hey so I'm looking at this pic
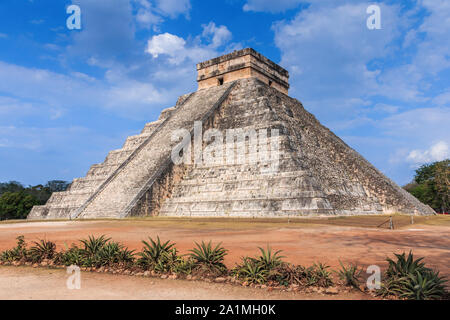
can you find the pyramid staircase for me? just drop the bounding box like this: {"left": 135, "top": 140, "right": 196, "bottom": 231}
{"left": 28, "top": 83, "right": 235, "bottom": 219}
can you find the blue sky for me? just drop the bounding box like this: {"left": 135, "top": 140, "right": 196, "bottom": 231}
{"left": 0, "top": 0, "right": 449, "bottom": 186}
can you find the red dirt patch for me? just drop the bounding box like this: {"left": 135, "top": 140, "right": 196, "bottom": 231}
{"left": 1, "top": 218, "right": 449, "bottom": 281}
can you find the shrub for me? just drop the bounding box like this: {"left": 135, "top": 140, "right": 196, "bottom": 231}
{"left": 78, "top": 235, "right": 111, "bottom": 267}
{"left": 385, "top": 251, "right": 430, "bottom": 278}
{"left": 0, "top": 192, "right": 39, "bottom": 220}
{"left": 80, "top": 235, "right": 110, "bottom": 257}
{"left": 28, "top": 239, "right": 56, "bottom": 263}
{"left": 394, "top": 270, "right": 448, "bottom": 300}
{"left": 232, "top": 257, "right": 268, "bottom": 284}
{"left": 97, "top": 241, "right": 135, "bottom": 267}
{"left": 55, "top": 244, "right": 85, "bottom": 266}
{"left": 137, "top": 236, "right": 176, "bottom": 272}
{"left": 304, "top": 263, "right": 334, "bottom": 287}
{"left": 0, "top": 235, "right": 27, "bottom": 262}
{"left": 189, "top": 241, "right": 228, "bottom": 276}
{"left": 171, "top": 257, "right": 196, "bottom": 276}
{"left": 116, "top": 246, "right": 136, "bottom": 266}
{"left": 268, "top": 263, "right": 306, "bottom": 287}
{"left": 256, "top": 246, "right": 285, "bottom": 270}
{"left": 377, "top": 251, "right": 448, "bottom": 300}
{"left": 335, "top": 261, "right": 361, "bottom": 289}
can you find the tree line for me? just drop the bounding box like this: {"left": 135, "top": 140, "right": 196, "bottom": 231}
{"left": 0, "top": 181, "right": 69, "bottom": 220}
{"left": 403, "top": 159, "right": 449, "bottom": 213}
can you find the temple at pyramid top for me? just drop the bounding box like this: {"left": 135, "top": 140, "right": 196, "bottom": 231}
{"left": 196, "top": 48, "right": 290, "bottom": 94}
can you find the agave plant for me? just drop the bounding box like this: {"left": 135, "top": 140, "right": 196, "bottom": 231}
{"left": 335, "top": 260, "right": 361, "bottom": 289}
{"left": 97, "top": 241, "right": 128, "bottom": 266}
{"left": 256, "top": 246, "right": 285, "bottom": 270}
{"left": 0, "top": 235, "right": 27, "bottom": 262}
{"left": 377, "top": 251, "right": 448, "bottom": 300}
{"left": 395, "top": 270, "right": 448, "bottom": 300}
{"left": 172, "top": 257, "right": 196, "bottom": 275}
{"left": 137, "top": 236, "right": 176, "bottom": 271}
{"left": 58, "top": 245, "right": 85, "bottom": 266}
{"left": 305, "top": 263, "right": 334, "bottom": 287}
{"left": 28, "top": 239, "right": 56, "bottom": 263}
{"left": 79, "top": 235, "right": 111, "bottom": 258}
{"left": 189, "top": 241, "right": 228, "bottom": 275}
{"left": 233, "top": 257, "right": 268, "bottom": 284}
{"left": 385, "top": 251, "right": 431, "bottom": 278}
{"left": 116, "top": 246, "right": 136, "bottom": 266}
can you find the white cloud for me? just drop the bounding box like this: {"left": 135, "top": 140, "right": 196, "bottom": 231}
{"left": 145, "top": 23, "right": 234, "bottom": 65}
{"left": 202, "top": 22, "right": 232, "bottom": 48}
{"left": 134, "top": 0, "right": 191, "bottom": 30}
{"left": 0, "top": 96, "right": 36, "bottom": 117}
{"left": 274, "top": 2, "right": 402, "bottom": 105}
{"left": 380, "top": 107, "right": 450, "bottom": 141}
{"left": 0, "top": 60, "right": 180, "bottom": 119}
{"left": 433, "top": 91, "right": 450, "bottom": 106}
{"left": 0, "top": 33, "right": 7, "bottom": 39}
{"left": 379, "top": 107, "right": 450, "bottom": 169}
{"left": 155, "top": 0, "right": 191, "bottom": 18}
{"left": 413, "top": 0, "right": 450, "bottom": 75}
{"left": 372, "top": 103, "right": 400, "bottom": 114}
{"left": 243, "top": 0, "right": 303, "bottom": 13}
{"left": 407, "top": 141, "right": 450, "bottom": 165}
{"left": 136, "top": 8, "right": 163, "bottom": 29}
{"left": 146, "top": 33, "right": 187, "bottom": 59}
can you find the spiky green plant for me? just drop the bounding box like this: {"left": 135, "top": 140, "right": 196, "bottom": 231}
{"left": 137, "top": 236, "right": 176, "bottom": 271}
{"left": 172, "top": 257, "right": 196, "bottom": 275}
{"left": 57, "top": 245, "right": 85, "bottom": 266}
{"left": 0, "top": 235, "right": 27, "bottom": 262}
{"left": 394, "top": 270, "right": 447, "bottom": 300}
{"left": 385, "top": 251, "right": 430, "bottom": 278}
{"left": 189, "top": 241, "right": 228, "bottom": 275}
{"left": 256, "top": 246, "right": 285, "bottom": 270}
{"left": 335, "top": 260, "right": 361, "bottom": 289}
{"left": 79, "top": 235, "right": 110, "bottom": 257}
{"left": 233, "top": 257, "right": 268, "bottom": 284}
{"left": 97, "top": 241, "right": 135, "bottom": 267}
{"left": 305, "top": 263, "right": 333, "bottom": 287}
{"left": 116, "top": 246, "right": 136, "bottom": 266}
{"left": 377, "top": 251, "right": 448, "bottom": 300}
{"left": 28, "top": 239, "right": 56, "bottom": 263}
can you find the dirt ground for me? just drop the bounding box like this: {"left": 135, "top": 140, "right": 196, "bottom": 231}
{"left": 0, "top": 266, "right": 368, "bottom": 300}
{"left": 0, "top": 215, "right": 449, "bottom": 299}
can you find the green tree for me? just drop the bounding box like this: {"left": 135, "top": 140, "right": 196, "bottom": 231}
{"left": 0, "top": 181, "right": 24, "bottom": 195}
{"left": 0, "top": 191, "right": 40, "bottom": 220}
{"left": 404, "top": 159, "right": 450, "bottom": 213}
{"left": 0, "top": 180, "right": 69, "bottom": 220}
{"left": 45, "top": 180, "right": 70, "bottom": 192}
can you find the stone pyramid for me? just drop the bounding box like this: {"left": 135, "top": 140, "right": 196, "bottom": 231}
{"left": 28, "top": 48, "right": 434, "bottom": 220}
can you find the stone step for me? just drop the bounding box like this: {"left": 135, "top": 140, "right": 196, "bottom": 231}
{"left": 70, "top": 177, "right": 109, "bottom": 190}
{"left": 178, "top": 170, "right": 309, "bottom": 185}
{"left": 86, "top": 164, "right": 120, "bottom": 178}
{"left": 160, "top": 198, "right": 334, "bottom": 217}
{"left": 141, "top": 120, "right": 164, "bottom": 134}
{"left": 164, "top": 190, "right": 330, "bottom": 202}
{"left": 76, "top": 82, "right": 237, "bottom": 219}
{"left": 103, "top": 149, "right": 134, "bottom": 166}
{"left": 122, "top": 133, "right": 151, "bottom": 150}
